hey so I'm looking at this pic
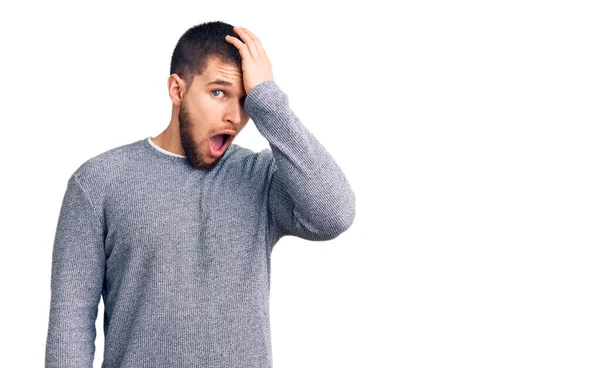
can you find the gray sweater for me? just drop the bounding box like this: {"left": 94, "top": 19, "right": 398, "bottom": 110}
{"left": 44, "top": 80, "right": 356, "bottom": 368}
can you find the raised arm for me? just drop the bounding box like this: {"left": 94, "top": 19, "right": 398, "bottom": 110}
{"left": 45, "top": 174, "right": 106, "bottom": 368}
{"left": 245, "top": 80, "right": 356, "bottom": 242}
{"left": 226, "top": 26, "right": 355, "bottom": 244}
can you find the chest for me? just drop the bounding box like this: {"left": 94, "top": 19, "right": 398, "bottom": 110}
{"left": 103, "top": 176, "right": 269, "bottom": 266}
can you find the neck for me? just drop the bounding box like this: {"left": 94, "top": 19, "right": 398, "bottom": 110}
{"left": 152, "top": 122, "right": 185, "bottom": 156}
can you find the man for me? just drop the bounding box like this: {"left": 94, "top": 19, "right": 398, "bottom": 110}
{"left": 45, "top": 20, "right": 355, "bottom": 368}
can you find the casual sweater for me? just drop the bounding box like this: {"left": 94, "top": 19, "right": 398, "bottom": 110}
{"left": 44, "top": 80, "right": 356, "bottom": 368}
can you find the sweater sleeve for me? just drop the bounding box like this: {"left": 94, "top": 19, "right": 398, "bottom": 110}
{"left": 244, "top": 80, "right": 356, "bottom": 243}
{"left": 45, "top": 174, "right": 106, "bottom": 368}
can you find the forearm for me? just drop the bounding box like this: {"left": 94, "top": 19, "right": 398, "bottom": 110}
{"left": 245, "top": 80, "right": 356, "bottom": 240}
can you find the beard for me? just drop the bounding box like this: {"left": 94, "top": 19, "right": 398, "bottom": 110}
{"left": 178, "top": 99, "right": 224, "bottom": 170}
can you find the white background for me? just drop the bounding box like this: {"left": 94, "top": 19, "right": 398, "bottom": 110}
{"left": 1, "top": 0, "right": 598, "bottom": 367}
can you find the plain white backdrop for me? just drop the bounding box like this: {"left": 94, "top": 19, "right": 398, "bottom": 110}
{"left": 1, "top": 0, "right": 598, "bottom": 367}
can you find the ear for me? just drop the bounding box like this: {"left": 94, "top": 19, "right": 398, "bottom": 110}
{"left": 168, "top": 74, "right": 186, "bottom": 107}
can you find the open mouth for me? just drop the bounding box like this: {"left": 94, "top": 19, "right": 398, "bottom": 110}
{"left": 209, "top": 133, "right": 234, "bottom": 157}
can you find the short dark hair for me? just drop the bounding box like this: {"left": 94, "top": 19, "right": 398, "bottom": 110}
{"left": 169, "top": 20, "right": 242, "bottom": 90}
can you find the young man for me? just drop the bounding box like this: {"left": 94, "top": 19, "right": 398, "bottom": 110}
{"left": 45, "top": 21, "right": 355, "bottom": 368}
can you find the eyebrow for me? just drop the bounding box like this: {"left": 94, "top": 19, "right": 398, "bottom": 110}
{"left": 206, "top": 79, "right": 234, "bottom": 87}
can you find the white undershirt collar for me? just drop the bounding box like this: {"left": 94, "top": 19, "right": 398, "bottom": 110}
{"left": 147, "top": 136, "right": 186, "bottom": 158}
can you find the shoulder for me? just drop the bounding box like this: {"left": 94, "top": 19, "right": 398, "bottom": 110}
{"left": 223, "top": 144, "right": 276, "bottom": 183}
{"left": 70, "top": 138, "right": 145, "bottom": 192}
{"left": 227, "top": 144, "right": 275, "bottom": 170}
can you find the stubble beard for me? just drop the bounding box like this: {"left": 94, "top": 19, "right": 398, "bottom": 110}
{"left": 178, "top": 99, "right": 223, "bottom": 170}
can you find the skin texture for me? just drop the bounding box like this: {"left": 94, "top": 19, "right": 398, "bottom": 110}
{"left": 152, "top": 26, "right": 274, "bottom": 170}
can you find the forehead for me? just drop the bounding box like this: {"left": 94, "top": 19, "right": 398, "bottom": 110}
{"left": 193, "top": 57, "right": 243, "bottom": 89}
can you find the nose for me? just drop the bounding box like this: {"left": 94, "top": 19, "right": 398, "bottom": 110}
{"left": 225, "top": 99, "right": 247, "bottom": 126}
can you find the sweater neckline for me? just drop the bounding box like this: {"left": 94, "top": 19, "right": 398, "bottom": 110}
{"left": 146, "top": 136, "right": 187, "bottom": 158}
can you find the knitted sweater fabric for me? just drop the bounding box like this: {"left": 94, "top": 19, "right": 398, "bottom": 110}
{"left": 44, "top": 80, "right": 356, "bottom": 368}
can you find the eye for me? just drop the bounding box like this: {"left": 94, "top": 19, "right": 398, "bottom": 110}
{"left": 211, "top": 90, "right": 225, "bottom": 98}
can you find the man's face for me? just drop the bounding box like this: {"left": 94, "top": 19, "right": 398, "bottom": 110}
{"left": 178, "top": 57, "right": 250, "bottom": 170}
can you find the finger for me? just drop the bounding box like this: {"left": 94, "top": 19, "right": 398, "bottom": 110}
{"left": 225, "top": 35, "right": 251, "bottom": 60}
{"left": 238, "top": 27, "right": 265, "bottom": 55}
{"left": 233, "top": 26, "right": 259, "bottom": 58}
{"left": 239, "top": 27, "right": 262, "bottom": 47}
